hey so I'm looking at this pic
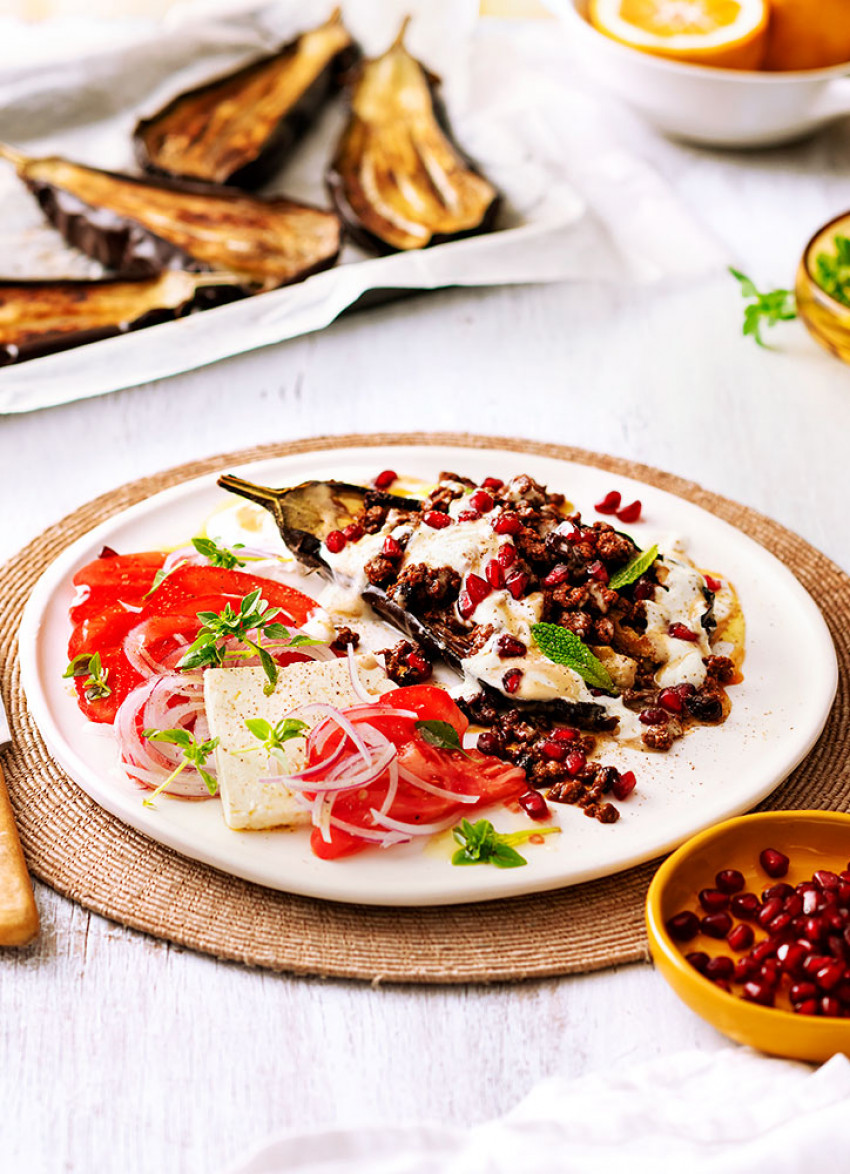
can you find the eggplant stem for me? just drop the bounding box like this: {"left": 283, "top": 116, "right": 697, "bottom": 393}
{"left": 0, "top": 143, "right": 27, "bottom": 168}
{"left": 217, "top": 474, "right": 285, "bottom": 508}
{"left": 393, "top": 15, "right": 412, "bottom": 48}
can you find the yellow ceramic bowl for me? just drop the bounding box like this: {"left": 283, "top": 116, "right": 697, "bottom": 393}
{"left": 646, "top": 810, "right": 850, "bottom": 1062}
{"left": 796, "top": 211, "right": 850, "bottom": 364}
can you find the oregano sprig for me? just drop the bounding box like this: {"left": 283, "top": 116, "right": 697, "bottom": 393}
{"left": 451, "top": 818, "right": 560, "bottom": 868}
{"left": 141, "top": 728, "right": 220, "bottom": 806}
{"left": 63, "top": 651, "right": 111, "bottom": 701}
{"left": 730, "top": 267, "right": 797, "bottom": 347}
{"left": 243, "top": 717, "right": 309, "bottom": 769}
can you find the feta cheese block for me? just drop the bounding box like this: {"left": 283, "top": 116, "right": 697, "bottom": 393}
{"left": 204, "top": 655, "right": 395, "bottom": 830}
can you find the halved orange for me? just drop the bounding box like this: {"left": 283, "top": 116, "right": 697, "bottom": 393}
{"left": 763, "top": 0, "right": 850, "bottom": 71}
{"left": 589, "top": 0, "right": 769, "bottom": 70}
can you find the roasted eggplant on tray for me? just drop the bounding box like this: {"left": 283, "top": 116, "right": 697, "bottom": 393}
{"left": 326, "top": 20, "right": 499, "bottom": 254}
{"left": 0, "top": 145, "right": 342, "bottom": 287}
{"left": 134, "top": 9, "right": 356, "bottom": 189}
{"left": 0, "top": 271, "right": 244, "bottom": 366}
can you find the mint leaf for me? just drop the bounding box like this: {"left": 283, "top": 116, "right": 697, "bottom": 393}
{"left": 608, "top": 544, "right": 659, "bottom": 591}
{"left": 450, "top": 818, "right": 560, "bottom": 868}
{"left": 730, "top": 267, "right": 796, "bottom": 348}
{"left": 415, "top": 719, "right": 470, "bottom": 758}
{"left": 531, "top": 623, "right": 617, "bottom": 693}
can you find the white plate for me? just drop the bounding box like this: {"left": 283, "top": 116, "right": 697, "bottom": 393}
{"left": 18, "top": 443, "right": 838, "bottom": 906}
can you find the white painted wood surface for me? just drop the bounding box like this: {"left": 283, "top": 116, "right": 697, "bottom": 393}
{"left": 2, "top": 39, "right": 850, "bottom": 1174}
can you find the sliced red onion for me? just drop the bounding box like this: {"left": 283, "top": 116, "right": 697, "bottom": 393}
{"left": 368, "top": 809, "right": 460, "bottom": 837}
{"left": 397, "top": 763, "right": 479, "bottom": 805}
{"left": 291, "top": 704, "right": 371, "bottom": 766}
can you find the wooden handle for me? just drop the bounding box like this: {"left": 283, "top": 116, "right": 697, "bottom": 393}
{"left": 0, "top": 759, "right": 39, "bottom": 946}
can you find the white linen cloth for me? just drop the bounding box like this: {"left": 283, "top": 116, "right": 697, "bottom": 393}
{"left": 0, "top": 1, "right": 725, "bottom": 413}
{"left": 223, "top": 1049, "right": 850, "bottom": 1174}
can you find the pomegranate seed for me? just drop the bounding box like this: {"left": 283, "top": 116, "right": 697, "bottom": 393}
{"left": 777, "top": 942, "right": 808, "bottom": 973}
{"left": 763, "top": 883, "right": 795, "bottom": 901}
{"left": 373, "top": 469, "right": 397, "bottom": 489}
{"left": 485, "top": 560, "right": 506, "bottom": 589}
{"left": 705, "top": 956, "right": 734, "bottom": 981}
{"left": 519, "top": 790, "right": 549, "bottom": 820}
{"left": 633, "top": 581, "right": 655, "bottom": 601}
{"left": 839, "top": 883, "right": 850, "bottom": 905}
{"left": 493, "top": 513, "right": 522, "bottom": 535}
{"left": 543, "top": 565, "right": 571, "bottom": 587}
{"left": 790, "top": 981, "right": 818, "bottom": 1004}
{"left": 477, "top": 732, "right": 501, "bottom": 756}
{"left": 553, "top": 728, "right": 578, "bottom": 743}
{"left": 497, "top": 544, "right": 517, "bottom": 569}
{"left": 760, "top": 959, "right": 780, "bottom": 988}
{"left": 565, "top": 750, "right": 586, "bottom": 776}
{"left": 457, "top": 592, "right": 474, "bottom": 619}
{"left": 382, "top": 535, "right": 403, "bottom": 559}
{"left": 667, "top": 912, "right": 700, "bottom": 942}
{"left": 734, "top": 958, "right": 757, "bottom": 982}
{"left": 667, "top": 623, "right": 699, "bottom": 642}
{"left": 816, "top": 960, "right": 845, "bottom": 991}
{"left": 611, "top": 770, "right": 636, "bottom": 801}
{"left": 639, "top": 708, "right": 669, "bottom": 726}
{"left": 482, "top": 477, "right": 504, "bottom": 490}
{"left": 506, "top": 571, "right": 529, "bottom": 599}
{"left": 702, "top": 912, "right": 733, "bottom": 939}
{"left": 757, "top": 897, "right": 785, "bottom": 928}
{"left": 469, "top": 489, "right": 494, "bottom": 514}
{"left": 715, "top": 979, "right": 732, "bottom": 993}
{"left": 705, "top": 574, "right": 722, "bottom": 592}
{"left": 803, "top": 954, "right": 832, "bottom": 977}
{"left": 587, "top": 561, "right": 609, "bottom": 583}
{"left": 699, "top": 889, "right": 730, "bottom": 914}
{"left": 796, "top": 999, "right": 819, "bottom": 1015}
{"left": 803, "top": 891, "right": 821, "bottom": 917}
{"left": 617, "top": 500, "right": 642, "bottom": 523}
{"left": 465, "top": 574, "right": 491, "bottom": 606}
{"left": 541, "top": 740, "right": 567, "bottom": 762}
{"left": 423, "top": 510, "right": 452, "bottom": 530}
{"left": 595, "top": 490, "right": 621, "bottom": 515}
{"left": 658, "top": 688, "right": 684, "bottom": 714}
{"left": 727, "top": 924, "right": 754, "bottom": 952}
{"left": 730, "top": 892, "right": 761, "bottom": 920}
{"left": 716, "top": 869, "right": 745, "bottom": 894}
{"left": 815, "top": 869, "right": 841, "bottom": 890}
{"left": 496, "top": 635, "right": 527, "bottom": 658}
{"left": 457, "top": 509, "right": 479, "bottom": 523}
{"left": 406, "top": 652, "right": 429, "bottom": 675}
{"left": 676, "top": 683, "right": 697, "bottom": 699}
{"left": 751, "top": 939, "right": 777, "bottom": 964}
{"left": 685, "top": 950, "right": 709, "bottom": 973}
{"left": 760, "top": 848, "right": 790, "bottom": 878}
{"left": 503, "top": 669, "right": 523, "bottom": 695}
{"left": 325, "top": 530, "right": 346, "bottom": 554}
{"left": 342, "top": 522, "right": 364, "bottom": 542}
{"left": 768, "top": 912, "right": 793, "bottom": 935}
{"left": 822, "top": 996, "right": 842, "bottom": 1017}
{"left": 742, "top": 982, "right": 774, "bottom": 1007}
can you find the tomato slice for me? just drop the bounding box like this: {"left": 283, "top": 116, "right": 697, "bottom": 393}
{"left": 140, "top": 565, "right": 316, "bottom": 626}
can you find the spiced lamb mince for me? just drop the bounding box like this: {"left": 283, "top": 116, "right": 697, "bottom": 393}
{"left": 309, "top": 471, "right": 743, "bottom": 823}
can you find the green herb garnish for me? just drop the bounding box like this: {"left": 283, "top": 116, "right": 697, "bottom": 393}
{"left": 415, "top": 719, "right": 471, "bottom": 758}
{"left": 244, "top": 717, "right": 309, "bottom": 769}
{"left": 813, "top": 234, "right": 850, "bottom": 309}
{"left": 730, "top": 268, "right": 797, "bottom": 347}
{"left": 141, "top": 728, "right": 220, "bottom": 806}
{"left": 143, "top": 560, "right": 187, "bottom": 599}
{"left": 608, "top": 544, "right": 659, "bottom": 591}
{"left": 63, "top": 651, "right": 111, "bottom": 701}
{"left": 531, "top": 623, "right": 617, "bottom": 694}
{"left": 451, "top": 818, "right": 560, "bottom": 868}
{"left": 177, "top": 589, "right": 294, "bottom": 694}
{"left": 191, "top": 536, "right": 247, "bottom": 569}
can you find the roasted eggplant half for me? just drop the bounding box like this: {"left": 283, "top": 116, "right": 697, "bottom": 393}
{"left": 326, "top": 20, "right": 499, "bottom": 254}
{"left": 134, "top": 9, "right": 356, "bottom": 189}
{"left": 0, "top": 271, "right": 244, "bottom": 366}
{"left": 0, "top": 145, "right": 341, "bottom": 288}
{"left": 216, "top": 474, "right": 611, "bottom": 730}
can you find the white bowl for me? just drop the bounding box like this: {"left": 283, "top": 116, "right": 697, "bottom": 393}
{"left": 546, "top": 0, "right": 850, "bottom": 148}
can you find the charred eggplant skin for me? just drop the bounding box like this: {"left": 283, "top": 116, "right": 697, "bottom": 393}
{"left": 133, "top": 13, "right": 359, "bottom": 190}
{"left": 8, "top": 155, "right": 342, "bottom": 287}
{"left": 0, "top": 273, "right": 244, "bottom": 366}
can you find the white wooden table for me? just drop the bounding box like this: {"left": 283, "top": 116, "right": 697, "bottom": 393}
{"left": 2, "top": 43, "right": 850, "bottom": 1174}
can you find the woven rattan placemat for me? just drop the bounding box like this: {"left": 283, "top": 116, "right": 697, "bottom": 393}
{"left": 2, "top": 433, "right": 848, "bottom": 983}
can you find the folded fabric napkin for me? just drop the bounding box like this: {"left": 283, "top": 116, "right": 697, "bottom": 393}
{"left": 223, "top": 1048, "right": 850, "bottom": 1174}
